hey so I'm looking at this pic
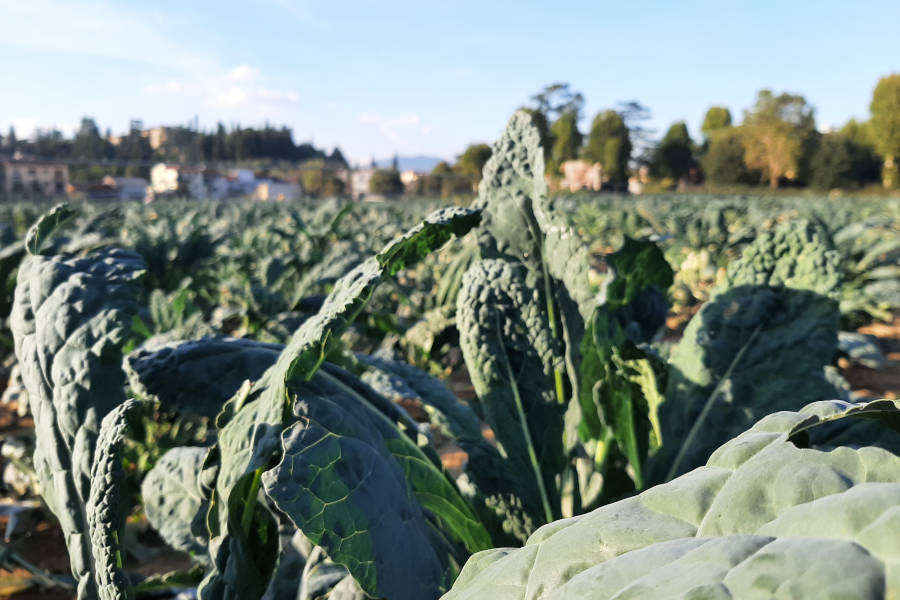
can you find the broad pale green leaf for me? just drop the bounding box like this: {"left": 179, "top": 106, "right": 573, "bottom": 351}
{"left": 10, "top": 243, "right": 144, "bottom": 599}
{"left": 88, "top": 399, "right": 147, "bottom": 600}
{"left": 141, "top": 446, "right": 211, "bottom": 558}
{"left": 125, "top": 337, "right": 282, "bottom": 419}
{"left": 263, "top": 368, "right": 490, "bottom": 600}
{"left": 442, "top": 399, "right": 900, "bottom": 600}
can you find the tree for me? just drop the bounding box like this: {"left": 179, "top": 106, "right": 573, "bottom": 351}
{"left": 840, "top": 119, "right": 881, "bottom": 183}
{"left": 212, "top": 123, "right": 228, "bottom": 162}
{"left": 616, "top": 100, "right": 654, "bottom": 159}
{"left": 701, "top": 106, "right": 732, "bottom": 140}
{"left": 455, "top": 143, "right": 492, "bottom": 179}
{"left": 650, "top": 121, "right": 695, "bottom": 180}
{"left": 369, "top": 168, "right": 404, "bottom": 195}
{"left": 4, "top": 127, "right": 17, "bottom": 155}
{"left": 811, "top": 132, "right": 881, "bottom": 189}
{"left": 583, "top": 110, "right": 631, "bottom": 183}
{"left": 72, "top": 117, "right": 110, "bottom": 161}
{"left": 870, "top": 73, "right": 900, "bottom": 188}
{"left": 328, "top": 147, "right": 348, "bottom": 168}
{"left": 741, "top": 90, "right": 816, "bottom": 188}
{"left": 548, "top": 110, "right": 582, "bottom": 175}
{"left": 530, "top": 83, "right": 584, "bottom": 120}
{"left": 702, "top": 129, "right": 754, "bottom": 185}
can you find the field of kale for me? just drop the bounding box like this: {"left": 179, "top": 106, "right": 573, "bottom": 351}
{"left": 0, "top": 112, "right": 899, "bottom": 599}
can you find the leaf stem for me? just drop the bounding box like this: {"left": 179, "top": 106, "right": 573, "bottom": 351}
{"left": 664, "top": 323, "right": 764, "bottom": 481}
{"left": 240, "top": 467, "right": 264, "bottom": 537}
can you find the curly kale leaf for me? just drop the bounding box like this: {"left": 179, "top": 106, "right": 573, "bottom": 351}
{"left": 457, "top": 258, "right": 566, "bottom": 528}
{"left": 650, "top": 220, "right": 845, "bottom": 482}
{"left": 473, "top": 110, "right": 594, "bottom": 409}
{"left": 10, "top": 244, "right": 144, "bottom": 599}
{"left": 88, "top": 399, "right": 148, "bottom": 600}
{"left": 442, "top": 399, "right": 900, "bottom": 600}
{"left": 721, "top": 219, "right": 842, "bottom": 297}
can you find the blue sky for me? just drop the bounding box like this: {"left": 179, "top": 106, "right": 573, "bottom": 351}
{"left": 1, "top": 0, "right": 898, "bottom": 165}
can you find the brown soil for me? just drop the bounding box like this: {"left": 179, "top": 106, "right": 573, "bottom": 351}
{"left": 839, "top": 314, "right": 900, "bottom": 399}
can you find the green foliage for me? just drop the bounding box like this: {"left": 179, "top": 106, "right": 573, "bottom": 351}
{"left": 548, "top": 111, "right": 583, "bottom": 175}
{"left": 870, "top": 73, "right": 900, "bottom": 188}
{"left": 700, "top": 106, "right": 732, "bottom": 139}
{"left": 810, "top": 132, "right": 881, "bottom": 190}
{"left": 199, "top": 207, "right": 483, "bottom": 600}
{"left": 583, "top": 110, "right": 632, "bottom": 183}
{"left": 455, "top": 144, "right": 492, "bottom": 179}
{"left": 650, "top": 221, "right": 843, "bottom": 482}
{"left": 10, "top": 227, "right": 145, "bottom": 599}
{"left": 369, "top": 168, "right": 405, "bottom": 195}
{"left": 649, "top": 121, "right": 695, "bottom": 180}
{"left": 701, "top": 128, "right": 754, "bottom": 185}
{"left": 577, "top": 238, "right": 672, "bottom": 494}
{"left": 742, "top": 89, "right": 816, "bottom": 188}
{"left": 442, "top": 399, "right": 900, "bottom": 599}
{"left": 458, "top": 110, "right": 596, "bottom": 531}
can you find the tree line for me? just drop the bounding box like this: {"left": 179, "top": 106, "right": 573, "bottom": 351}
{"left": 0, "top": 120, "right": 347, "bottom": 182}
{"left": 442, "top": 76, "right": 900, "bottom": 192}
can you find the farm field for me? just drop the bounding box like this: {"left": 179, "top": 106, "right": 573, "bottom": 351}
{"left": 0, "top": 115, "right": 899, "bottom": 599}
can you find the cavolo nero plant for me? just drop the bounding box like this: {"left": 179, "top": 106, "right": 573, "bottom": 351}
{"left": 10, "top": 111, "right": 899, "bottom": 600}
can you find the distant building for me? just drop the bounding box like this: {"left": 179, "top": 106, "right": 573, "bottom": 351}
{"left": 85, "top": 176, "right": 148, "bottom": 201}
{"left": 0, "top": 159, "right": 69, "bottom": 197}
{"left": 350, "top": 168, "right": 375, "bottom": 199}
{"left": 150, "top": 163, "right": 205, "bottom": 197}
{"left": 255, "top": 180, "right": 301, "bottom": 201}
{"left": 560, "top": 160, "right": 603, "bottom": 192}
{"left": 109, "top": 176, "right": 149, "bottom": 200}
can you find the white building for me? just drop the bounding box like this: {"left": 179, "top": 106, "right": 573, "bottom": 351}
{"left": 255, "top": 180, "right": 301, "bottom": 201}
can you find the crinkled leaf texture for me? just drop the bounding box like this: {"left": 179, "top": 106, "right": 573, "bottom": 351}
{"left": 722, "top": 219, "right": 842, "bottom": 297}
{"left": 10, "top": 245, "right": 144, "bottom": 599}
{"left": 141, "top": 446, "right": 211, "bottom": 559}
{"left": 125, "top": 336, "right": 282, "bottom": 419}
{"left": 89, "top": 399, "right": 147, "bottom": 600}
{"left": 457, "top": 258, "right": 566, "bottom": 529}
{"left": 651, "top": 220, "right": 844, "bottom": 483}
{"left": 456, "top": 110, "right": 596, "bottom": 535}
{"left": 442, "top": 399, "right": 900, "bottom": 600}
{"left": 200, "top": 207, "right": 482, "bottom": 600}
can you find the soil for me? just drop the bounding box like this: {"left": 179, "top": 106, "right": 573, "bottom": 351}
{"left": 838, "top": 313, "right": 900, "bottom": 399}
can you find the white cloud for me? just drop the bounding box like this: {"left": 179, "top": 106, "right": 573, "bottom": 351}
{"left": 359, "top": 113, "right": 436, "bottom": 145}
{"left": 227, "top": 65, "right": 259, "bottom": 82}
{"left": 257, "top": 88, "right": 299, "bottom": 103}
{"left": 143, "top": 66, "right": 300, "bottom": 113}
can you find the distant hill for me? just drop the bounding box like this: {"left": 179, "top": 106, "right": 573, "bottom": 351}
{"left": 372, "top": 155, "right": 446, "bottom": 172}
